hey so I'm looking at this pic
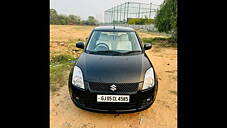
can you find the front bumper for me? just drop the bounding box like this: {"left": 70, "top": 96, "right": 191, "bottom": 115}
{"left": 69, "top": 81, "right": 158, "bottom": 113}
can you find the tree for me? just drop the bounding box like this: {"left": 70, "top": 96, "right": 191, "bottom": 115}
{"left": 68, "top": 15, "right": 81, "bottom": 25}
{"left": 155, "top": 0, "right": 177, "bottom": 43}
{"left": 79, "top": 16, "right": 98, "bottom": 25}
{"left": 50, "top": 9, "right": 59, "bottom": 24}
{"left": 57, "top": 15, "right": 69, "bottom": 25}
{"left": 49, "top": 9, "right": 98, "bottom": 25}
{"left": 87, "top": 16, "right": 98, "bottom": 25}
{"left": 50, "top": 9, "right": 81, "bottom": 25}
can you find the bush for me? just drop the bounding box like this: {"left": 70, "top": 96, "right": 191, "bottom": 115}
{"left": 50, "top": 54, "right": 75, "bottom": 65}
{"left": 142, "top": 37, "right": 177, "bottom": 47}
{"left": 142, "top": 37, "right": 168, "bottom": 43}
{"left": 50, "top": 9, "right": 98, "bottom": 25}
{"left": 50, "top": 54, "right": 75, "bottom": 94}
{"left": 50, "top": 63, "right": 72, "bottom": 93}
{"left": 128, "top": 18, "right": 154, "bottom": 25}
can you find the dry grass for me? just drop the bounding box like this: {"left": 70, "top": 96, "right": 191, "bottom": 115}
{"left": 137, "top": 31, "right": 170, "bottom": 39}
{"left": 50, "top": 40, "right": 82, "bottom": 58}
{"left": 50, "top": 25, "right": 170, "bottom": 42}
{"left": 50, "top": 25, "right": 96, "bottom": 42}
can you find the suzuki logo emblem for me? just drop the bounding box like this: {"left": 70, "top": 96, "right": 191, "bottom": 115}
{"left": 110, "top": 84, "right": 117, "bottom": 91}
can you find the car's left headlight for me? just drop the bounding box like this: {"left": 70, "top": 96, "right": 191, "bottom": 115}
{"left": 142, "top": 67, "right": 155, "bottom": 90}
{"left": 72, "top": 66, "right": 85, "bottom": 89}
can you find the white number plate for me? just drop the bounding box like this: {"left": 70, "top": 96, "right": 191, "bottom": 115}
{"left": 97, "top": 95, "right": 130, "bottom": 103}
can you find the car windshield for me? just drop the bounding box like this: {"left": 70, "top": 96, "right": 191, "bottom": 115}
{"left": 86, "top": 31, "right": 142, "bottom": 55}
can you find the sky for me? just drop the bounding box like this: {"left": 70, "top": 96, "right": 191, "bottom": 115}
{"left": 50, "top": 0, "right": 164, "bottom": 22}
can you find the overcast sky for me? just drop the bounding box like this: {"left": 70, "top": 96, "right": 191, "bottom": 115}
{"left": 50, "top": 0, "right": 164, "bottom": 22}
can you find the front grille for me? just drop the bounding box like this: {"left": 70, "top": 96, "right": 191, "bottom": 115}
{"left": 88, "top": 82, "right": 139, "bottom": 93}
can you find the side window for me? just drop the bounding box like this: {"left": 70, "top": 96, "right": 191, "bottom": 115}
{"left": 129, "top": 32, "right": 141, "bottom": 51}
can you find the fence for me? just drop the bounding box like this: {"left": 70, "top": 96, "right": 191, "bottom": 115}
{"left": 104, "top": 2, "right": 160, "bottom": 24}
{"left": 100, "top": 23, "right": 157, "bottom": 32}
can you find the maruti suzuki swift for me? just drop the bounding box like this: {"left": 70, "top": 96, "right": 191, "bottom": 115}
{"left": 68, "top": 26, "right": 158, "bottom": 113}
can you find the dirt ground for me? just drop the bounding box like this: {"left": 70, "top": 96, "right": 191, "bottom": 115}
{"left": 50, "top": 25, "right": 177, "bottom": 128}
{"left": 50, "top": 49, "right": 177, "bottom": 128}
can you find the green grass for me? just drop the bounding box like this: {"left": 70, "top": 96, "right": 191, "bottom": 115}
{"left": 51, "top": 54, "right": 75, "bottom": 64}
{"left": 50, "top": 54, "right": 76, "bottom": 94}
{"left": 144, "top": 31, "right": 171, "bottom": 36}
{"left": 142, "top": 37, "right": 177, "bottom": 48}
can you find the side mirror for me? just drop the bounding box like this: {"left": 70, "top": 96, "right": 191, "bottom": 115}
{"left": 144, "top": 43, "right": 152, "bottom": 50}
{"left": 76, "top": 42, "right": 84, "bottom": 49}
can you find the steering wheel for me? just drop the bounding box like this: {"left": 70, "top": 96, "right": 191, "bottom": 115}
{"left": 95, "top": 43, "right": 109, "bottom": 51}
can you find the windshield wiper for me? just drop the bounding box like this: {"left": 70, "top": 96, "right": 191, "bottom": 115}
{"left": 87, "top": 50, "right": 142, "bottom": 55}
{"left": 86, "top": 50, "right": 122, "bottom": 55}
{"left": 121, "top": 50, "right": 142, "bottom": 54}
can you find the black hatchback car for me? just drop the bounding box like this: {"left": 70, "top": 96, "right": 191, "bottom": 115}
{"left": 68, "top": 26, "right": 158, "bottom": 113}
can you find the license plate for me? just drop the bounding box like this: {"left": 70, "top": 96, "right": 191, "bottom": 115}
{"left": 97, "top": 95, "right": 130, "bottom": 103}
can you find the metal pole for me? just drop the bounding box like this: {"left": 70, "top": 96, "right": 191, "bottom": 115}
{"left": 123, "top": 2, "right": 126, "bottom": 24}
{"left": 109, "top": 11, "right": 111, "bottom": 24}
{"left": 111, "top": 9, "right": 113, "bottom": 24}
{"left": 103, "top": 13, "right": 105, "bottom": 24}
{"left": 126, "top": 2, "right": 129, "bottom": 24}
{"left": 106, "top": 12, "right": 107, "bottom": 24}
{"left": 105, "top": 12, "right": 107, "bottom": 24}
{"left": 107, "top": 12, "right": 108, "bottom": 24}
{"left": 113, "top": 6, "right": 115, "bottom": 24}
{"left": 105, "top": 11, "right": 107, "bottom": 24}
{"left": 117, "top": 4, "right": 119, "bottom": 25}
{"left": 138, "top": 3, "right": 141, "bottom": 18}
{"left": 149, "top": 3, "right": 152, "bottom": 19}
{"left": 119, "top": 4, "right": 122, "bottom": 24}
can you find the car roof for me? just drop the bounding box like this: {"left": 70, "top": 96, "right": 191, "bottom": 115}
{"left": 93, "top": 26, "right": 135, "bottom": 32}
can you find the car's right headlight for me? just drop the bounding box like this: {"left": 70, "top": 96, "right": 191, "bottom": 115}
{"left": 72, "top": 66, "right": 85, "bottom": 89}
{"left": 142, "top": 67, "right": 155, "bottom": 90}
